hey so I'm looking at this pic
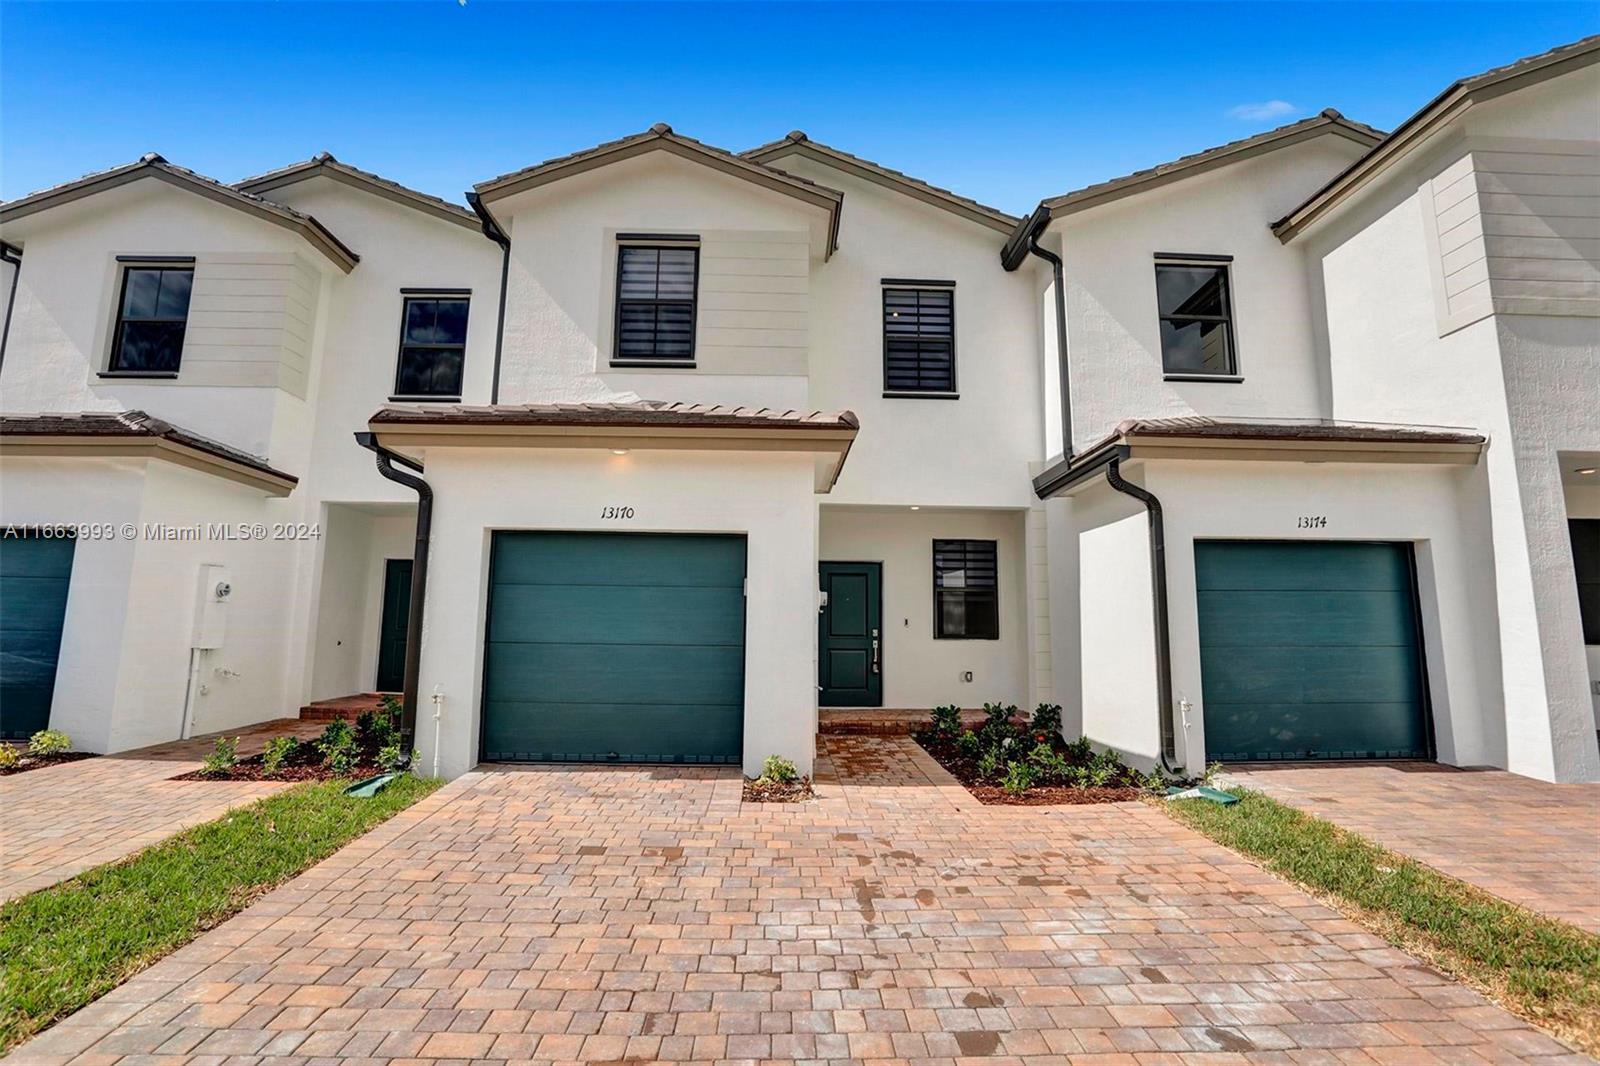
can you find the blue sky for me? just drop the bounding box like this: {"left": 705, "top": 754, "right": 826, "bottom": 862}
{"left": 3, "top": 2, "right": 1596, "bottom": 214}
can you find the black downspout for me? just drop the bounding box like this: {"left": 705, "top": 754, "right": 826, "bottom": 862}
{"left": 1026, "top": 229, "right": 1072, "bottom": 460}
{"left": 355, "top": 432, "right": 431, "bottom": 751}
{"left": 0, "top": 242, "right": 22, "bottom": 374}
{"left": 1104, "top": 456, "right": 1182, "bottom": 773}
{"left": 465, "top": 193, "right": 511, "bottom": 404}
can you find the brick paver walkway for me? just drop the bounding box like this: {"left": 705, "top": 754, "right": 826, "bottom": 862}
{"left": 11, "top": 735, "right": 1587, "bottom": 1064}
{"left": 1223, "top": 761, "right": 1600, "bottom": 934}
{"left": 0, "top": 719, "right": 324, "bottom": 902}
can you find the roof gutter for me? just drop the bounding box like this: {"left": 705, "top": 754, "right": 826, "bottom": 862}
{"left": 354, "top": 432, "right": 432, "bottom": 753}
{"left": 0, "top": 242, "right": 21, "bottom": 374}
{"left": 465, "top": 192, "right": 511, "bottom": 403}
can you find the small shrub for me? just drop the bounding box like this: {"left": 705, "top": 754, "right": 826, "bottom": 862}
{"left": 1202, "top": 760, "right": 1225, "bottom": 785}
{"left": 1030, "top": 703, "right": 1062, "bottom": 737}
{"left": 954, "top": 730, "right": 980, "bottom": 759}
{"left": 930, "top": 705, "right": 962, "bottom": 737}
{"left": 326, "top": 746, "right": 355, "bottom": 775}
{"left": 976, "top": 748, "right": 1001, "bottom": 781}
{"left": 261, "top": 736, "right": 297, "bottom": 774}
{"left": 316, "top": 717, "right": 356, "bottom": 769}
{"left": 28, "top": 729, "right": 71, "bottom": 756}
{"left": 760, "top": 754, "right": 799, "bottom": 784}
{"left": 0, "top": 743, "right": 20, "bottom": 769}
{"left": 200, "top": 735, "right": 238, "bottom": 777}
{"left": 1001, "top": 760, "right": 1036, "bottom": 795}
{"left": 354, "top": 709, "right": 378, "bottom": 743}
{"left": 1064, "top": 736, "right": 1094, "bottom": 762}
{"left": 1141, "top": 769, "right": 1170, "bottom": 793}
{"left": 376, "top": 743, "right": 417, "bottom": 772}
{"left": 982, "top": 702, "right": 1016, "bottom": 731}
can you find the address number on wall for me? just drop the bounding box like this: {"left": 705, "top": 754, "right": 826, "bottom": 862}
{"left": 600, "top": 506, "right": 635, "bottom": 520}
{"left": 1296, "top": 515, "right": 1329, "bottom": 529}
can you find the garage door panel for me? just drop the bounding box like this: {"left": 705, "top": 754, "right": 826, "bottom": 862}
{"left": 1205, "top": 702, "right": 1431, "bottom": 761}
{"left": 0, "top": 576, "right": 71, "bottom": 631}
{"left": 487, "top": 584, "right": 745, "bottom": 647}
{"left": 1198, "top": 591, "right": 1420, "bottom": 647}
{"left": 486, "top": 642, "right": 742, "bottom": 705}
{"left": 1199, "top": 644, "right": 1424, "bottom": 704}
{"left": 491, "top": 532, "right": 744, "bottom": 588}
{"left": 482, "top": 700, "right": 742, "bottom": 762}
{"left": 1195, "top": 541, "right": 1411, "bottom": 592}
{"left": 0, "top": 534, "right": 76, "bottom": 740}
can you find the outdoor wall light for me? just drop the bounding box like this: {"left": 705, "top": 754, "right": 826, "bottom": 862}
{"left": 1577, "top": 467, "right": 1597, "bottom": 476}
{"left": 611, "top": 448, "right": 630, "bottom": 455}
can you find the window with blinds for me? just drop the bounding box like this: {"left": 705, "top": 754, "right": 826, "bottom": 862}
{"left": 616, "top": 244, "right": 698, "bottom": 361}
{"left": 883, "top": 284, "right": 955, "bottom": 394}
{"left": 933, "top": 539, "right": 998, "bottom": 639}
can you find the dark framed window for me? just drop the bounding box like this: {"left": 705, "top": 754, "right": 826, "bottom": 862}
{"left": 394, "top": 295, "right": 469, "bottom": 399}
{"left": 615, "top": 243, "right": 698, "bottom": 361}
{"left": 1571, "top": 518, "right": 1600, "bottom": 645}
{"left": 883, "top": 283, "right": 955, "bottom": 394}
{"left": 1154, "top": 258, "right": 1237, "bottom": 377}
{"left": 108, "top": 264, "right": 194, "bottom": 374}
{"left": 933, "top": 539, "right": 998, "bottom": 640}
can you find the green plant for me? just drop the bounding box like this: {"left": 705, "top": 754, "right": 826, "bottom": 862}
{"left": 955, "top": 730, "right": 980, "bottom": 758}
{"left": 354, "top": 709, "right": 378, "bottom": 743}
{"left": 760, "top": 754, "right": 799, "bottom": 784}
{"left": 261, "top": 736, "right": 297, "bottom": 775}
{"left": 930, "top": 704, "right": 962, "bottom": 737}
{"left": 1202, "top": 760, "right": 1225, "bottom": 786}
{"left": 27, "top": 730, "right": 70, "bottom": 756}
{"left": 0, "top": 744, "right": 19, "bottom": 770}
{"left": 316, "top": 717, "right": 356, "bottom": 771}
{"left": 1026, "top": 743, "right": 1073, "bottom": 785}
{"left": 374, "top": 746, "right": 417, "bottom": 773}
{"left": 1064, "top": 735, "right": 1094, "bottom": 762}
{"left": 1001, "top": 760, "right": 1036, "bottom": 795}
{"left": 976, "top": 748, "right": 1001, "bottom": 781}
{"left": 199, "top": 736, "right": 238, "bottom": 777}
{"left": 982, "top": 702, "right": 1015, "bottom": 731}
{"left": 1030, "top": 703, "right": 1062, "bottom": 737}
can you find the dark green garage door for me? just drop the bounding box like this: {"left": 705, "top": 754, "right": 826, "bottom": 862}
{"left": 1196, "top": 541, "right": 1431, "bottom": 762}
{"left": 482, "top": 532, "right": 746, "bottom": 763}
{"left": 0, "top": 532, "right": 77, "bottom": 741}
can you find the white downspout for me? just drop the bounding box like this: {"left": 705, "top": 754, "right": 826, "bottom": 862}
{"left": 430, "top": 683, "right": 444, "bottom": 778}
{"left": 179, "top": 648, "right": 203, "bottom": 739}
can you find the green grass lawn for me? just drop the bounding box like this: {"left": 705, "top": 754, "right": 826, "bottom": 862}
{"left": 1165, "top": 788, "right": 1600, "bottom": 1056}
{"left": 0, "top": 775, "right": 441, "bottom": 1052}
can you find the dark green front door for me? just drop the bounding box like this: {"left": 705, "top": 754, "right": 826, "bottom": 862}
{"left": 0, "top": 532, "right": 77, "bottom": 740}
{"left": 376, "top": 559, "right": 412, "bottom": 693}
{"left": 481, "top": 532, "right": 746, "bottom": 763}
{"left": 1196, "top": 541, "right": 1431, "bottom": 762}
{"left": 818, "top": 562, "right": 882, "bottom": 706}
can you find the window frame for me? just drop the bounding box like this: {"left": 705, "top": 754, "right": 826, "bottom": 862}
{"left": 1153, "top": 254, "right": 1242, "bottom": 382}
{"left": 611, "top": 237, "right": 701, "bottom": 367}
{"left": 391, "top": 289, "right": 471, "bottom": 402}
{"left": 932, "top": 538, "right": 999, "bottom": 641}
{"left": 103, "top": 257, "right": 196, "bottom": 378}
{"left": 882, "top": 279, "right": 958, "bottom": 398}
{"left": 1570, "top": 518, "right": 1600, "bottom": 646}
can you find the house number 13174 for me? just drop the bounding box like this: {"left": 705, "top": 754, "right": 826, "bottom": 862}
{"left": 600, "top": 506, "right": 635, "bottom": 519}
{"left": 1297, "top": 515, "right": 1328, "bottom": 529}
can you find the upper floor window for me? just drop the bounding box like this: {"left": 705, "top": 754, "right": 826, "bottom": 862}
{"left": 615, "top": 242, "right": 698, "bottom": 363}
{"left": 1154, "top": 257, "right": 1237, "bottom": 378}
{"left": 394, "top": 293, "right": 469, "bottom": 399}
{"left": 883, "top": 281, "right": 956, "bottom": 396}
{"left": 108, "top": 261, "right": 194, "bottom": 375}
{"left": 933, "top": 538, "right": 998, "bottom": 639}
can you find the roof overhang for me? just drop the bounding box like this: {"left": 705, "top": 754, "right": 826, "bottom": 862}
{"left": 473, "top": 124, "right": 844, "bottom": 259}
{"left": 0, "top": 156, "right": 358, "bottom": 273}
{"left": 236, "top": 154, "right": 480, "bottom": 231}
{"left": 1034, "top": 419, "right": 1486, "bottom": 499}
{"left": 1274, "top": 35, "right": 1600, "bottom": 242}
{"left": 367, "top": 404, "right": 860, "bottom": 493}
{"left": 0, "top": 432, "right": 297, "bottom": 496}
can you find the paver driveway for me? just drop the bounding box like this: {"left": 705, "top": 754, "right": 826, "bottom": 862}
{"left": 1223, "top": 761, "right": 1600, "bottom": 934}
{"left": 0, "top": 719, "right": 323, "bottom": 902}
{"left": 12, "top": 735, "right": 1586, "bottom": 1064}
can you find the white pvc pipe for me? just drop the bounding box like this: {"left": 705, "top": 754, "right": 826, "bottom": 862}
{"left": 179, "top": 648, "right": 202, "bottom": 739}
{"left": 431, "top": 684, "right": 444, "bottom": 778}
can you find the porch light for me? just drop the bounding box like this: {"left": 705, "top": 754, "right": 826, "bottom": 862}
{"left": 611, "top": 448, "right": 630, "bottom": 455}
{"left": 909, "top": 505, "right": 920, "bottom": 510}
{"left": 1578, "top": 467, "right": 1597, "bottom": 476}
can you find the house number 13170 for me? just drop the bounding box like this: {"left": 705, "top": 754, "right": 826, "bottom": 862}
{"left": 600, "top": 506, "right": 635, "bottom": 519}
{"left": 1297, "top": 515, "right": 1328, "bottom": 529}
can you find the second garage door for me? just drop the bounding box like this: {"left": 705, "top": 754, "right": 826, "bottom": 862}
{"left": 481, "top": 531, "right": 746, "bottom": 763}
{"left": 1196, "top": 541, "right": 1431, "bottom": 762}
{"left": 0, "top": 532, "right": 77, "bottom": 741}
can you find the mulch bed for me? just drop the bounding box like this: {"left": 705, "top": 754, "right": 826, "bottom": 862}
{"left": 914, "top": 731, "right": 1144, "bottom": 806}
{"left": 173, "top": 728, "right": 388, "bottom": 783}
{"left": 0, "top": 751, "right": 98, "bottom": 777}
{"left": 742, "top": 777, "right": 815, "bottom": 803}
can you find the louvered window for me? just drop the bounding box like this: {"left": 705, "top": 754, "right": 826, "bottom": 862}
{"left": 883, "top": 284, "right": 955, "bottom": 394}
{"left": 933, "top": 539, "right": 998, "bottom": 639}
{"left": 616, "top": 244, "right": 698, "bottom": 361}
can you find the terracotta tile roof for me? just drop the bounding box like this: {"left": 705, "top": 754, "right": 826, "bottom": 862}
{"left": 741, "top": 131, "right": 1019, "bottom": 232}
{"left": 235, "top": 152, "right": 479, "bottom": 229}
{"left": 369, "top": 400, "right": 859, "bottom": 432}
{"left": 0, "top": 410, "right": 297, "bottom": 484}
{"left": 1107, "top": 415, "right": 1485, "bottom": 446}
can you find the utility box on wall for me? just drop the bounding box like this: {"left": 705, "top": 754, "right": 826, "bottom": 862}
{"left": 191, "top": 564, "right": 230, "bottom": 650}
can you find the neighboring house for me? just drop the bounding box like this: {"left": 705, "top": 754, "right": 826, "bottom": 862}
{"left": 1, "top": 36, "right": 1595, "bottom": 782}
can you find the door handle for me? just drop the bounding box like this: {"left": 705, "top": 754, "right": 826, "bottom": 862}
{"left": 871, "top": 629, "right": 880, "bottom": 674}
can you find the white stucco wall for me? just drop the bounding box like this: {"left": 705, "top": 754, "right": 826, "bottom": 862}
{"left": 817, "top": 505, "right": 1030, "bottom": 709}
{"left": 412, "top": 445, "right": 821, "bottom": 780}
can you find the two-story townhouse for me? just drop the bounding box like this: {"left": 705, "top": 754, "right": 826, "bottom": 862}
{"left": 2, "top": 34, "right": 1595, "bottom": 783}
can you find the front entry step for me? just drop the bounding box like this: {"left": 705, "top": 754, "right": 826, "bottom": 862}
{"left": 299, "top": 693, "right": 391, "bottom": 722}
{"left": 819, "top": 707, "right": 983, "bottom": 735}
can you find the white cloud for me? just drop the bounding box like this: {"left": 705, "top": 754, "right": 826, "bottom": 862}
{"left": 1227, "top": 100, "right": 1299, "bottom": 121}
